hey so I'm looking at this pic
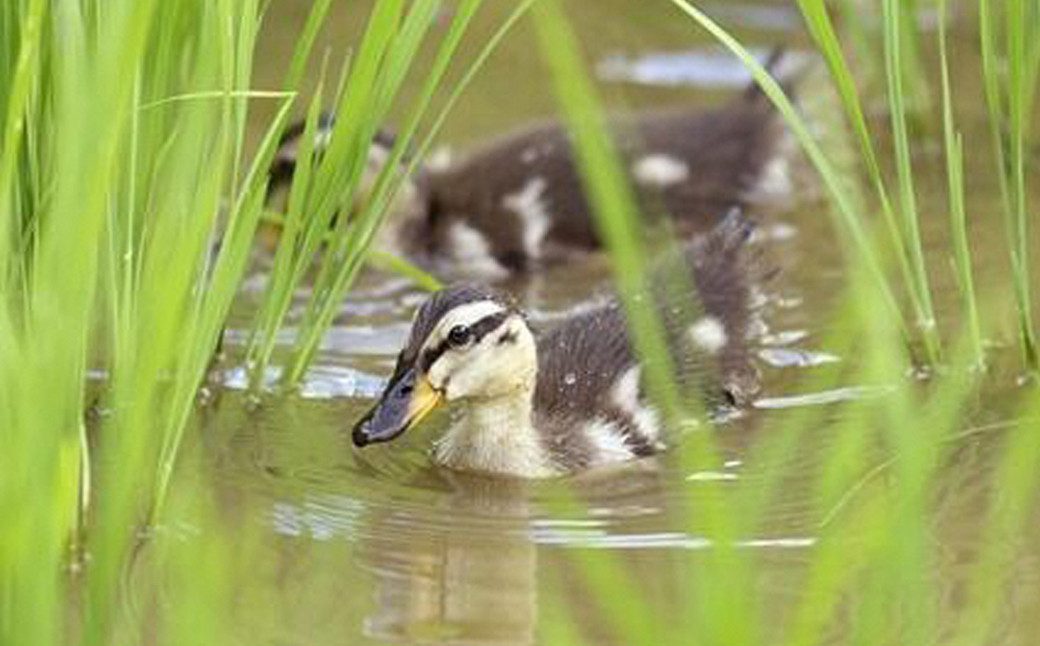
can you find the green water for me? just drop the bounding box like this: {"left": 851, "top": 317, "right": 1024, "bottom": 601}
{"left": 129, "top": 2, "right": 1040, "bottom": 644}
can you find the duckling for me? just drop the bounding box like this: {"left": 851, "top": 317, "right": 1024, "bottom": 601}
{"left": 351, "top": 213, "right": 759, "bottom": 477}
{"left": 270, "top": 52, "right": 799, "bottom": 279}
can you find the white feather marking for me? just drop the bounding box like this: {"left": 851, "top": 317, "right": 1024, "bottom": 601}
{"left": 747, "top": 128, "right": 796, "bottom": 204}
{"left": 584, "top": 419, "right": 635, "bottom": 464}
{"left": 365, "top": 141, "right": 389, "bottom": 169}
{"left": 426, "top": 145, "right": 453, "bottom": 172}
{"left": 632, "top": 154, "right": 689, "bottom": 187}
{"left": 688, "top": 316, "right": 728, "bottom": 354}
{"left": 447, "top": 222, "right": 509, "bottom": 279}
{"left": 432, "top": 300, "right": 507, "bottom": 341}
{"left": 521, "top": 142, "right": 555, "bottom": 164}
{"left": 610, "top": 366, "right": 662, "bottom": 443}
{"left": 612, "top": 366, "right": 641, "bottom": 410}
{"left": 502, "top": 177, "right": 551, "bottom": 259}
{"left": 754, "top": 155, "right": 792, "bottom": 199}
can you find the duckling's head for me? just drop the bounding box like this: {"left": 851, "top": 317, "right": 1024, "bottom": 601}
{"left": 265, "top": 115, "right": 428, "bottom": 251}
{"left": 352, "top": 285, "right": 537, "bottom": 447}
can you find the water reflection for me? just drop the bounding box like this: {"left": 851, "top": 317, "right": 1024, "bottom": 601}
{"left": 264, "top": 468, "right": 540, "bottom": 646}
{"left": 359, "top": 473, "right": 536, "bottom": 646}
{"left": 237, "top": 430, "right": 821, "bottom": 646}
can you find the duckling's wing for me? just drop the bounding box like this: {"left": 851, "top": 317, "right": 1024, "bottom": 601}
{"left": 533, "top": 211, "right": 760, "bottom": 430}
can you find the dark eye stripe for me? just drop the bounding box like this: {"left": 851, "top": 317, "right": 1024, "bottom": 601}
{"left": 469, "top": 311, "right": 509, "bottom": 343}
{"left": 420, "top": 311, "right": 510, "bottom": 372}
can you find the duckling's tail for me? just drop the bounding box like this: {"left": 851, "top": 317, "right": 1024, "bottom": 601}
{"left": 266, "top": 111, "right": 337, "bottom": 201}
{"left": 687, "top": 209, "right": 764, "bottom": 405}
{"left": 737, "top": 47, "right": 812, "bottom": 210}
{"left": 743, "top": 46, "right": 809, "bottom": 104}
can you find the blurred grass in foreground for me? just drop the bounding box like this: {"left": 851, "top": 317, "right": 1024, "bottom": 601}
{"left": 0, "top": 0, "right": 515, "bottom": 643}
{"left": 534, "top": 0, "right": 1040, "bottom": 644}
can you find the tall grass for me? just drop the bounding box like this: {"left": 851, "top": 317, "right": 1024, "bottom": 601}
{"left": 245, "top": 0, "right": 535, "bottom": 387}
{"left": 0, "top": 0, "right": 519, "bottom": 643}
{"left": 979, "top": 0, "right": 1039, "bottom": 369}
{"left": 1, "top": 0, "right": 312, "bottom": 640}
{"left": 682, "top": 0, "right": 1038, "bottom": 371}
{"left": 531, "top": 0, "right": 688, "bottom": 426}
{"left": 533, "top": 5, "right": 764, "bottom": 644}
{"left": 938, "top": 0, "right": 983, "bottom": 368}
{"left": 881, "top": 0, "right": 939, "bottom": 359}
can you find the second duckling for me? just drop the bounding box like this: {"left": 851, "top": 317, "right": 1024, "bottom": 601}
{"left": 271, "top": 52, "right": 798, "bottom": 279}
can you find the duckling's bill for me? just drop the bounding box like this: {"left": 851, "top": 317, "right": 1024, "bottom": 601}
{"left": 352, "top": 367, "right": 442, "bottom": 446}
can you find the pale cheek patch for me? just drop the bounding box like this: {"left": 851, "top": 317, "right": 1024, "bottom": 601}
{"left": 425, "top": 302, "right": 515, "bottom": 395}
{"left": 632, "top": 154, "right": 689, "bottom": 187}
{"left": 428, "top": 354, "right": 455, "bottom": 393}
{"left": 688, "top": 316, "right": 728, "bottom": 354}
{"left": 502, "top": 177, "right": 551, "bottom": 259}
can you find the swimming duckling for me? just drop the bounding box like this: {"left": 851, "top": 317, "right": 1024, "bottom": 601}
{"left": 351, "top": 213, "right": 760, "bottom": 477}
{"left": 270, "top": 53, "right": 799, "bottom": 279}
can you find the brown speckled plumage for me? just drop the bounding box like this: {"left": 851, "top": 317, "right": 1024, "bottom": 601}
{"left": 270, "top": 53, "right": 796, "bottom": 279}
{"left": 528, "top": 213, "right": 758, "bottom": 471}
{"left": 417, "top": 93, "right": 784, "bottom": 272}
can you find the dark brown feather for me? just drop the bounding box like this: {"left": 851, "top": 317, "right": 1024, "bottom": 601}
{"left": 412, "top": 87, "right": 786, "bottom": 272}
{"left": 268, "top": 63, "right": 795, "bottom": 277}
{"left": 531, "top": 212, "right": 759, "bottom": 467}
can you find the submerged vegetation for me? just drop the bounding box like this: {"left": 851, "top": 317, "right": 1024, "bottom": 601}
{"left": 1, "top": 1, "right": 1038, "bottom": 645}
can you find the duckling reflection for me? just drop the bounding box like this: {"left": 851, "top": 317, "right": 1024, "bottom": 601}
{"left": 359, "top": 470, "right": 539, "bottom": 646}
{"left": 352, "top": 213, "right": 760, "bottom": 477}
{"left": 355, "top": 457, "right": 700, "bottom": 646}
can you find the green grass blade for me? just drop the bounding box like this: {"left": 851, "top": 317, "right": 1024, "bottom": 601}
{"left": 279, "top": 0, "right": 335, "bottom": 91}
{"left": 794, "top": 0, "right": 929, "bottom": 360}
{"left": 281, "top": 0, "right": 534, "bottom": 385}
{"left": 938, "top": 0, "right": 983, "bottom": 368}
{"left": 532, "top": 0, "right": 684, "bottom": 422}
{"left": 882, "top": 0, "right": 940, "bottom": 361}
{"left": 668, "top": 0, "right": 905, "bottom": 340}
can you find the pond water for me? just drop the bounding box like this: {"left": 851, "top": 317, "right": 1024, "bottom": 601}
{"left": 141, "top": 1, "right": 1040, "bottom": 644}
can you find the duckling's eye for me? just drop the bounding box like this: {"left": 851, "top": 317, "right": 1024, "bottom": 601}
{"left": 447, "top": 324, "right": 471, "bottom": 347}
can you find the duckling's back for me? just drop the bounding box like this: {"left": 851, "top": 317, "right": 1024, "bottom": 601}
{"left": 424, "top": 89, "right": 790, "bottom": 275}
{"left": 530, "top": 213, "right": 760, "bottom": 471}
